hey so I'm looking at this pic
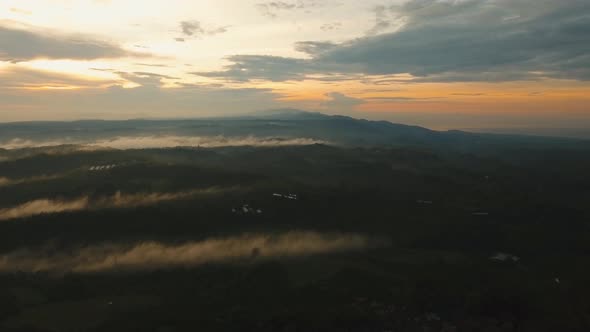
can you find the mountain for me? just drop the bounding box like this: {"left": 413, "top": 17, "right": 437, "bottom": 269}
{"left": 0, "top": 110, "right": 588, "bottom": 155}
{"left": 248, "top": 108, "right": 330, "bottom": 120}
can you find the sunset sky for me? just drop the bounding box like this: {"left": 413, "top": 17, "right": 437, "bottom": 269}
{"left": 1, "top": 0, "right": 589, "bottom": 130}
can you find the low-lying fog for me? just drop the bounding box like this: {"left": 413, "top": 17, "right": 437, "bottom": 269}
{"left": 0, "top": 175, "right": 61, "bottom": 188}
{"left": 0, "top": 188, "right": 232, "bottom": 221}
{"left": 0, "top": 231, "right": 389, "bottom": 274}
{"left": 0, "top": 136, "right": 325, "bottom": 150}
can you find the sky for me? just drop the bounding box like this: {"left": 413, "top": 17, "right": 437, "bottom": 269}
{"left": 1, "top": 0, "right": 589, "bottom": 130}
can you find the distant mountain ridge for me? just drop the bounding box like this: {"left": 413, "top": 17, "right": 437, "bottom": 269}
{"left": 0, "top": 110, "right": 588, "bottom": 155}
{"left": 249, "top": 108, "right": 330, "bottom": 120}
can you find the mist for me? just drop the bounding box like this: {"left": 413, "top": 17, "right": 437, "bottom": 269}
{"left": 0, "top": 231, "right": 388, "bottom": 274}
{"left": 0, "top": 197, "right": 89, "bottom": 221}
{"left": 0, "top": 175, "right": 61, "bottom": 187}
{"left": 0, "top": 177, "right": 11, "bottom": 186}
{"left": 0, "top": 188, "right": 229, "bottom": 221}
{"left": 0, "top": 136, "right": 324, "bottom": 150}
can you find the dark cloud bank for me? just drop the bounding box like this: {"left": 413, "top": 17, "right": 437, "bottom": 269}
{"left": 0, "top": 23, "right": 150, "bottom": 62}
{"left": 197, "top": 0, "right": 590, "bottom": 83}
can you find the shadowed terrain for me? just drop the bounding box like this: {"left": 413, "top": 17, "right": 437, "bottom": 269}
{"left": 0, "top": 112, "right": 589, "bottom": 331}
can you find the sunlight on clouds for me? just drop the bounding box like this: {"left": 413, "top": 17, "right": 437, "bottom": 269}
{"left": 24, "top": 60, "right": 120, "bottom": 80}
{"left": 0, "top": 1, "right": 589, "bottom": 128}
{"left": 0, "top": 64, "right": 121, "bottom": 90}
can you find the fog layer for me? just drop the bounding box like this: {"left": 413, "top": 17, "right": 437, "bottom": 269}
{"left": 0, "top": 136, "right": 324, "bottom": 150}
{"left": 0, "top": 188, "right": 228, "bottom": 221}
{"left": 0, "top": 232, "right": 387, "bottom": 273}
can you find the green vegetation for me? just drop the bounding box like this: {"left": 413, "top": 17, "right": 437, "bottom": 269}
{"left": 0, "top": 143, "right": 588, "bottom": 331}
{"left": 0, "top": 114, "right": 589, "bottom": 331}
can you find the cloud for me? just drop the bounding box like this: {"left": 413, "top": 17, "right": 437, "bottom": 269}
{"left": 0, "top": 188, "right": 227, "bottom": 221}
{"left": 256, "top": 0, "right": 326, "bottom": 18}
{"left": 177, "top": 21, "right": 229, "bottom": 41}
{"left": 364, "top": 96, "right": 440, "bottom": 102}
{"left": 0, "top": 231, "right": 388, "bottom": 273}
{"left": 129, "top": 72, "right": 179, "bottom": 80}
{"left": 192, "top": 54, "right": 354, "bottom": 82}
{"left": 256, "top": 1, "right": 306, "bottom": 18}
{"left": 198, "top": 1, "right": 590, "bottom": 82}
{"left": 321, "top": 92, "right": 364, "bottom": 112}
{"left": 370, "top": 5, "right": 391, "bottom": 32}
{"left": 0, "top": 136, "right": 325, "bottom": 150}
{"left": 133, "top": 63, "right": 171, "bottom": 68}
{"left": 320, "top": 22, "right": 342, "bottom": 32}
{"left": 0, "top": 22, "right": 150, "bottom": 62}
{"left": 193, "top": 55, "right": 310, "bottom": 82}
{"left": 0, "top": 70, "right": 283, "bottom": 121}
{"left": 0, "top": 66, "right": 120, "bottom": 89}
{"left": 294, "top": 41, "right": 338, "bottom": 57}
{"left": 9, "top": 8, "right": 32, "bottom": 15}
{"left": 366, "top": 5, "right": 404, "bottom": 36}
{"left": 180, "top": 21, "right": 203, "bottom": 36}
{"left": 319, "top": 0, "right": 590, "bottom": 81}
